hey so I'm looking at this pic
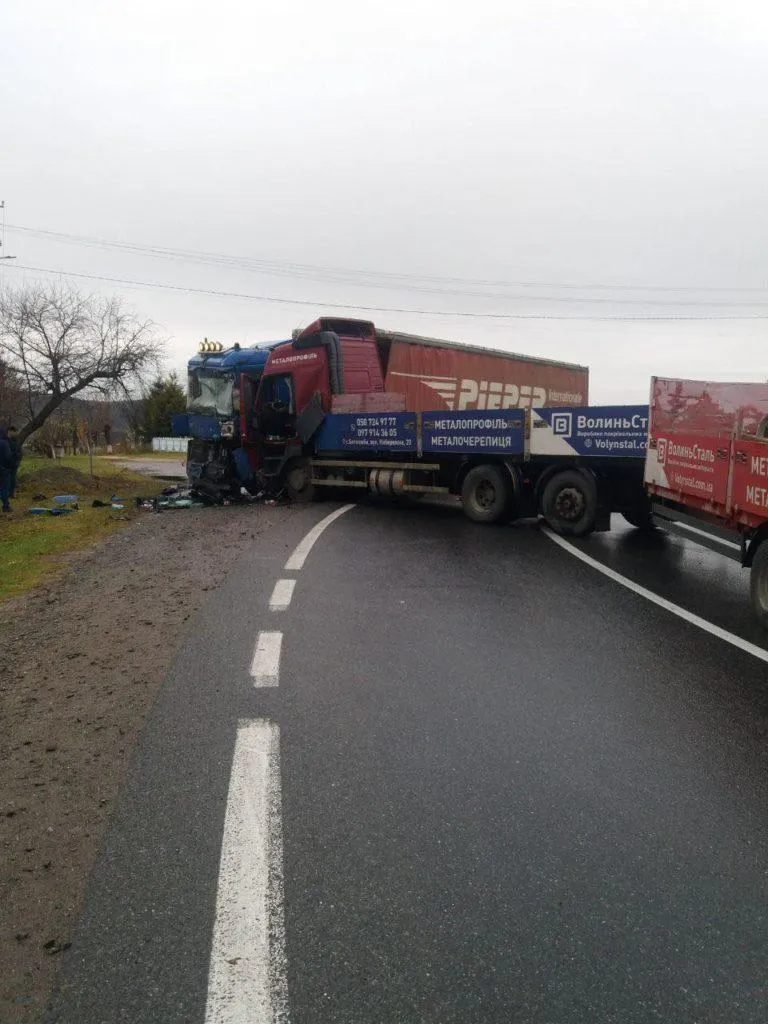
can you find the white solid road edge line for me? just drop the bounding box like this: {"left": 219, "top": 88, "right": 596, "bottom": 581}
{"left": 250, "top": 632, "right": 283, "bottom": 687}
{"left": 204, "top": 719, "right": 288, "bottom": 1024}
{"left": 284, "top": 504, "right": 355, "bottom": 572}
{"left": 542, "top": 527, "right": 768, "bottom": 666}
{"left": 269, "top": 579, "right": 296, "bottom": 612}
{"left": 671, "top": 520, "right": 741, "bottom": 551}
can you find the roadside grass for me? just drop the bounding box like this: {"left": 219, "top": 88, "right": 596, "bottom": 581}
{"left": 0, "top": 456, "right": 163, "bottom": 601}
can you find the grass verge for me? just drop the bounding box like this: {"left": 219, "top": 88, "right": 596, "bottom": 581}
{"left": 0, "top": 456, "right": 164, "bottom": 601}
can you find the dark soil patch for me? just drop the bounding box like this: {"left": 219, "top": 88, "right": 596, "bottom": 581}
{"left": 0, "top": 502, "right": 295, "bottom": 1023}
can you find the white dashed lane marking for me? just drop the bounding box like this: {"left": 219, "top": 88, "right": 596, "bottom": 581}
{"left": 269, "top": 579, "right": 296, "bottom": 612}
{"left": 250, "top": 632, "right": 283, "bottom": 687}
{"left": 204, "top": 719, "right": 288, "bottom": 1024}
{"left": 284, "top": 504, "right": 355, "bottom": 571}
{"left": 213, "top": 504, "right": 357, "bottom": 1019}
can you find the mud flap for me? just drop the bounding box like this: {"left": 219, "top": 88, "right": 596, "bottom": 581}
{"left": 593, "top": 509, "right": 612, "bottom": 532}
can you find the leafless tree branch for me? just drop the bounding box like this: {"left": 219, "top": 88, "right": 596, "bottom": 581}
{"left": 0, "top": 281, "right": 163, "bottom": 444}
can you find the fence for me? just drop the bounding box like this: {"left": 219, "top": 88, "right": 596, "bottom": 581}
{"left": 151, "top": 436, "right": 190, "bottom": 453}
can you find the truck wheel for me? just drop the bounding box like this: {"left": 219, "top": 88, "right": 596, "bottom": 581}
{"left": 283, "top": 459, "right": 316, "bottom": 502}
{"left": 461, "top": 465, "right": 513, "bottom": 524}
{"left": 750, "top": 542, "right": 768, "bottom": 629}
{"left": 541, "top": 469, "right": 598, "bottom": 537}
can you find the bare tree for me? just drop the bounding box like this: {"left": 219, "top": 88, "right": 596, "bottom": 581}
{"left": 0, "top": 354, "right": 25, "bottom": 424}
{"left": 0, "top": 281, "right": 163, "bottom": 445}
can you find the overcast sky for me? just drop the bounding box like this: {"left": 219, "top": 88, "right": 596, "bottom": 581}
{"left": 2, "top": 0, "right": 767, "bottom": 404}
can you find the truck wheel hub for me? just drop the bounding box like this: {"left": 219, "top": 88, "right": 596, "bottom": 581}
{"left": 555, "top": 486, "right": 585, "bottom": 521}
{"left": 476, "top": 480, "right": 497, "bottom": 509}
{"left": 287, "top": 465, "right": 309, "bottom": 491}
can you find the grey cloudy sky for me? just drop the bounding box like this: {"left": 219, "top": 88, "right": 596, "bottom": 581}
{"left": 2, "top": 0, "right": 767, "bottom": 404}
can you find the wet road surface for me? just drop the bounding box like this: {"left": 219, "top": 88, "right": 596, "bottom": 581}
{"left": 46, "top": 500, "right": 768, "bottom": 1023}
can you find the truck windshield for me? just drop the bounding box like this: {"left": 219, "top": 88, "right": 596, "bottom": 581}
{"left": 188, "top": 370, "right": 234, "bottom": 416}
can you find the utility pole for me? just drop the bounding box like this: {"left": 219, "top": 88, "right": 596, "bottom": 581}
{"left": 0, "top": 201, "right": 16, "bottom": 261}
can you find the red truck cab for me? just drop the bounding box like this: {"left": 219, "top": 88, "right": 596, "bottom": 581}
{"left": 252, "top": 318, "right": 387, "bottom": 489}
{"left": 258, "top": 318, "right": 385, "bottom": 429}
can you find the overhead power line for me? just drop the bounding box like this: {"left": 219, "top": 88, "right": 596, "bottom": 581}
{"left": 6, "top": 261, "right": 768, "bottom": 322}
{"left": 7, "top": 222, "right": 768, "bottom": 303}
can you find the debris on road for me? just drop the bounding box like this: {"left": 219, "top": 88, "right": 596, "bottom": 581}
{"left": 26, "top": 493, "right": 80, "bottom": 516}
{"left": 151, "top": 486, "right": 206, "bottom": 512}
{"left": 27, "top": 506, "right": 76, "bottom": 517}
{"left": 153, "top": 495, "right": 204, "bottom": 511}
{"left": 147, "top": 483, "right": 267, "bottom": 512}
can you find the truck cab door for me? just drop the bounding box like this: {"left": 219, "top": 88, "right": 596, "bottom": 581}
{"left": 258, "top": 375, "right": 296, "bottom": 440}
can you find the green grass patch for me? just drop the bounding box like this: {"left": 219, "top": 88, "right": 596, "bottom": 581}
{"left": 0, "top": 456, "right": 164, "bottom": 601}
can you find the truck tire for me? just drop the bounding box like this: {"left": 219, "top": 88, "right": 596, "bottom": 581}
{"left": 541, "top": 469, "right": 598, "bottom": 537}
{"left": 750, "top": 541, "right": 768, "bottom": 630}
{"left": 461, "top": 465, "right": 513, "bottom": 524}
{"left": 283, "top": 459, "right": 316, "bottom": 502}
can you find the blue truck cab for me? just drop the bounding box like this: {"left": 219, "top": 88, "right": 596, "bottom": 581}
{"left": 172, "top": 338, "right": 287, "bottom": 497}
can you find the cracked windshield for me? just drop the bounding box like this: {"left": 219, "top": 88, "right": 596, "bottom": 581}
{"left": 188, "top": 371, "right": 234, "bottom": 416}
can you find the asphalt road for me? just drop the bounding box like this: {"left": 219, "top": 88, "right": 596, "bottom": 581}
{"left": 46, "top": 500, "right": 768, "bottom": 1023}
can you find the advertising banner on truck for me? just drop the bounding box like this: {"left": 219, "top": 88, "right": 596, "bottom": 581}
{"left": 530, "top": 405, "right": 648, "bottom": 458}
{"left": 731, "top": 439, "right": 768, "bottom": 519}
{"left": 644, "top": 431, "right": 730, "bottom": 505}
{"left": 421, "top": 411, "right": 525, "bottom": 455}
{"left": 314, "top": 413, "right": 417, "bottom": 453}
{"left": 384, "top": 340, "right": 588, "bottom": 413}
{"left": 650, "top": 378, "right": 768, "bottom": 437}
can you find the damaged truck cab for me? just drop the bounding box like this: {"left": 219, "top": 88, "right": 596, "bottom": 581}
{"left": 253, "top": 318, "right": 388, "bottom": 497}
{"left": 173, "top": 338, "right": 285, "bottom": 498}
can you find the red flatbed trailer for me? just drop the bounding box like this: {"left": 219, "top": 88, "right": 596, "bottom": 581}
{"left": 645, "top": 377, "right": 768, "bottom": 625}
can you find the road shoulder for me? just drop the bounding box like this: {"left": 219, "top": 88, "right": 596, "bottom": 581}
{"left": 0, "top": 502, "right": 298, "bottom": 1024}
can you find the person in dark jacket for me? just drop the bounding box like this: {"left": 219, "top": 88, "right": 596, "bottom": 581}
{"left": 0, "top": 427, "right": 12, "bottom": 512}
{"left": 7, "top": 425, "right": 22, "bottom": 498}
